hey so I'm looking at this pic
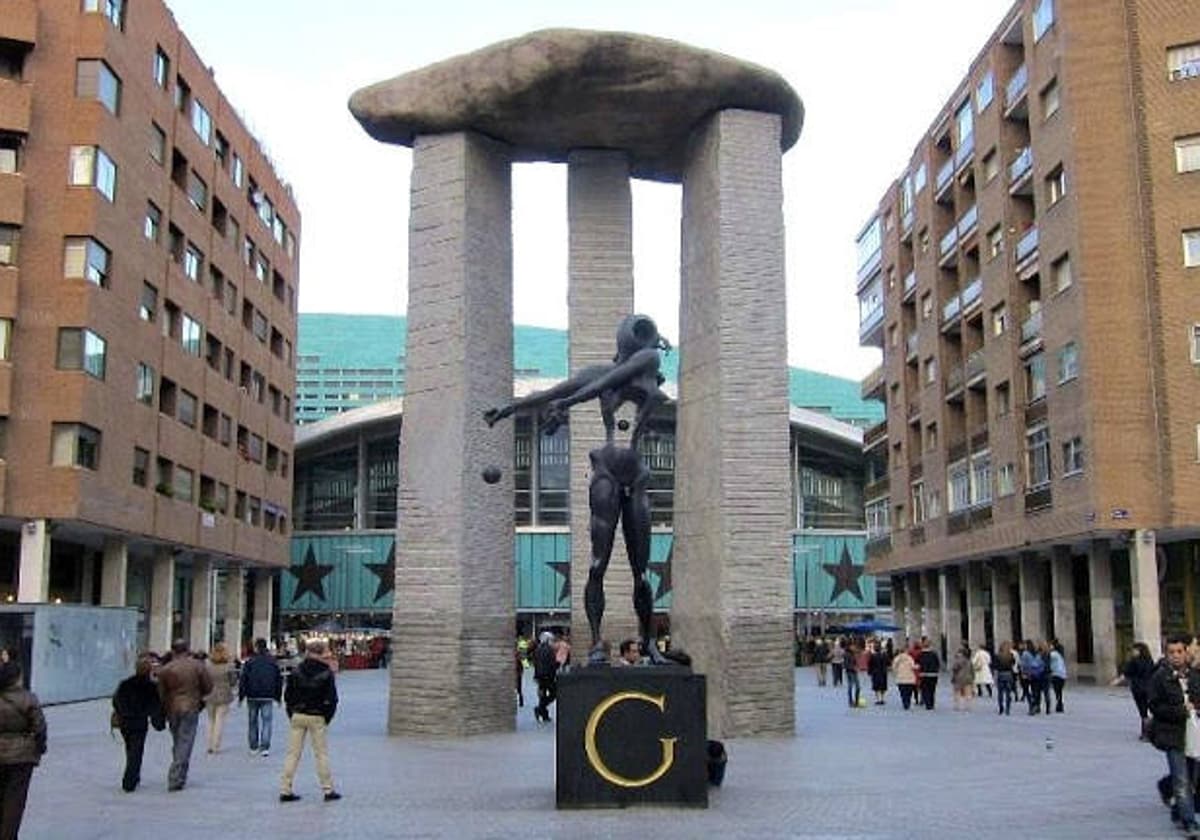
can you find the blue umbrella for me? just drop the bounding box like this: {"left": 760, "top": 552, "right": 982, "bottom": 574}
{"left": 841, "top": 619, "right": 901, "bottom": 634}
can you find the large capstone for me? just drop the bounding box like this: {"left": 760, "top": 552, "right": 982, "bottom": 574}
{"left": 348, "top": 29, "right": 803, "bottom": 183}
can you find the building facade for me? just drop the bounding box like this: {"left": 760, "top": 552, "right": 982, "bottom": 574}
{"left": 0, "top": 0, "right": 299, "bottom": 653}
{"left": 857, "top": 0, "right": 1200, "bottom": 677}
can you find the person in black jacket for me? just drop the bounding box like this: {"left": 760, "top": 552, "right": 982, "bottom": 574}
{"left": 278, "top": 640, "right": 340, "bottom": 803}
{"left": 1147, "top": 634, "right": 1200, "bottom": 837}
{"left": 1115, "top": 642, "right": 1158, "bottom": 740}
{"left": 916, "top": 637, "right": 941, "bottom": 710}
{"left": 112, "top": 655, "right": 165, "bottom": 792}
{"left": 532, "top": 632, "right": 560, "bottom": 723}
{"left": 239, "top": 638, "right": 283, "bottom": 757}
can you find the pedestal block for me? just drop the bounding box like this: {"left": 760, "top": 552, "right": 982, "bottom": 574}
{"left": 556, "top": 667, "right": 707, "bottom": 809}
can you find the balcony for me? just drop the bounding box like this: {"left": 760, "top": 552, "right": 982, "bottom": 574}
{"left": 1019, "top": 309, "right": 1044, "bottom": 356}
{"left": 856, "top": 248, "right": 882, "bottom": 291}
{"left": 957, "top": 204, "right": 978, "bottom": 240}
{"left": 1015, "top": 225, "right": 1039, "bottom": 273}
{"left": 960, "top": 276, "right": 983, "bottom": 317}
{"left": 861, "top": 365, "right": 885, "bottom": 401}
{"left": 1025, "top": 484, "right": 1052, "bottom": 512}
{"left": 944, "top": 364, "right": 964, "bottom": 401}
{"left": 939, "top": 227, "right": 959, "bottom": 262}
{"left": 863, "top": 420, "right": 888, "bottom": 452}
{"left": 1005, "top": 64, "right": 1029, "bottom": 118}
{"left": 905, "top": 331, "right": 919, "bottom": 360}
{"left": 906, "top": 400, "right": 921, "bottom": 423}
{"left": 941, "top": 293, "right": 962, "bottom": 329}
{"left": 859, "top": 303, "right": 885, "bottom": 346}
{"left": 970, "top": 422, "right": 989, "bottom": 450}
{"left": 864, "top": 477, "right": 890, "bottom": 501}
{"left": 866, "top": 532, "right": 892, "bottom": 556}
{"left": 954, "top": 133, "right": 975, "bottom": 172}
{"left": 0, "top": 79, "right": 32, "bottom": 134}
{"left": 965, "top": 348, "right": 986, "bottom": 387}
{"left": 910, "top": 526, "right": 926, "bottom": 546}
{"left": 935, "top": 158, "right": 955, "bottom": 201}
{"left": 901, "top": 208, "right": 914, "bottom": 239}
{"left": 1009, "top": 147, "right": 1033, "bottom": 195}
{"left": 902, "top": 270, "right": 917, "bottom": 302}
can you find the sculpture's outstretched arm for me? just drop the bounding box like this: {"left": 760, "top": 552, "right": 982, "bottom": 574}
{"left": 551, "top": 348, "right": 660, "bottom": 413}
{"left": 483, "top": 364, "right": 611, "bottom": 427}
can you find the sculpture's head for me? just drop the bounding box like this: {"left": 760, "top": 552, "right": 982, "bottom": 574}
{"left": 614, "top": 314, "right": 670, "bottom": 361}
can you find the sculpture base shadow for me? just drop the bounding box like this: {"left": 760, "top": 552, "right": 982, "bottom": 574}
{"left": 555, "top": 666, "right": 708, "bottom": 809}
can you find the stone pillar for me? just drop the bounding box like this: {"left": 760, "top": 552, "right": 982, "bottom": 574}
{"left": 1050, "top": 545, "right": 1077, "bottom": 671}
{"left": 390, "top": 131, "right": 514, "bottom": 736}
{"left": 17, "top": 519, "right": 50, "bottom": 603}
{"left": 904, "top": 574, "right": 921, "bottom": 642}
{"left": 1019, "top": 553, "right": 1046, "bottom": 642}
{"left": 189, "top": 557, "right": 214, "bottom": 653}
{"left": 223, "top": 568, "right": 245, "bottom": 650}
{"left": 355, "top": 431, "right": 369, "bottom": 530}
{"left": 1089, "top": 539, "right": 1119, "bottom": 680}
{"left": 101, "top": 538, "right": 128, "bottom": 606}
{"left": 673, "top": 109, "right": 792, "bottom": 737}
{"left": 922, "top": 570, "right": 941, "bottom": 646}
{"left": 941, "top": 566, "right": 963, "bottom": 658}
{"left": 991, "top": 559, "right": 1013, "bottom": 646}
{"left": 566, "top": 149, "right": 636, "bottom": 653}
{"left": 148, "top": 548, "right": 175, "bottom": 654}
{"left": 1131, "top": 529, "right": 1162, "bottom": 659}
{"left": 891, "top": 575, "right": 908, "bottom": 640}
{"left": 252, "top": 570, "right": 274, "bottom": 644}
{"left": 964, "top": 561, "right": 986, "bottom": 648}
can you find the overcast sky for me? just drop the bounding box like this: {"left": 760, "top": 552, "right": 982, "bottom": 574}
{"left": 168, "top": 0, "right": 1014, "bottom": 381}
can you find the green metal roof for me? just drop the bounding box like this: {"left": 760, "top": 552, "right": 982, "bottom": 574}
{"left": 298, "top": 314, "right": 882, "bottom": 426}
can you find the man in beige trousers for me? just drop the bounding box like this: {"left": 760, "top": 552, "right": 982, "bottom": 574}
{"left": 279, "top": 639, "right": 341, "bottom": 802}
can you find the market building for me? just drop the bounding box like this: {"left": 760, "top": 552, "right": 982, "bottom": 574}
{"left": 856, "top": 0, "right": 1200, "bottom": 678}
{"left": 0, "top": 0, "right": 299, "bottom": 653}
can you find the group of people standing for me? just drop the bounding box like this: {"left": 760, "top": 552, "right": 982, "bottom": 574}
{"left": 810, "top": 635, "right": 1069, "bottom": 715}
{"left": 111, "top": 637, "right": 341, "bottom": 804}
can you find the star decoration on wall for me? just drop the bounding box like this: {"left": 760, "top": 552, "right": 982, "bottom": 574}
{"left": 823, "top": 543, "right": 865, "bottom": 603}
{"left": 364, "top": 541, "right": 396, "bottom": 602}
{"left": 288, "top": 546, "right": 335, "bottom": 604}
{"left": 547, "top": 559, "right": 570, "bottom": 603}
{"left": 651, "top": 541, "right": 673, "bottom": 601}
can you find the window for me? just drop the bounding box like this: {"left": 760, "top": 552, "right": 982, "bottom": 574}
{"left": 82, "top": 0, "right": 125, "bottom": 29}
{"left": 174, "top": 76, "right": 190, "bottom": 113}
{"left": 976, "top": 71, "right": 994, "bottom": 111}
{"left": 988, "top": 225, "right": 1003, "bottom": 259}
{"left": 997, "top": 463, "right": 1016, "bottom": 497}
{"left": 1191, "top": 325, "right": 1200, "bottom": 363}
{"left": 924, "top": 356, "right": 938, "bottom": 385}
{"left": 948, "top": 460, "right": 970, "bottom": 513}
{"left": 158, "top": 377, "right": 176, "bottom": 416}
{"left": 144, "top": 202, "right": 161, "bottom": 243}
{"left": 983, "top": 149, "right": 999, "bottom": 182}
{"left": 190, "top": 100, "right": 212, "bottom": 145}
{"left": 215, "top": 133, "right": 229, "bottom": 169}
{"left": 921, "top": 292, "right": 933, "bottom": 320}
{"left": 1058, "top": 341, "right": 1079, "bottom": 383}
{"left": 243, "top": 236, "right": 255, "bottom": 267}
{"left": 913, "top": 163, "right": 927, "bottom": 194}
{"left": 0, "top": 225, "right": 16, "bottom": 265}
{"left": 0, "top": 133, "right": 21, "bottom": 173}
{"left": 135, "top": 362, "right": 155, "bottom": 404}
{"left": 149, "top": 123, "right": 166, "bottom": 165}
{"left": 153, "top": 47, "right": 169, "bottom": 89}
{"left": 0, "top": 318, "right": 10, "bottom": 361}
{"left": 56, "top": 328, "right": 106, "bottom": 378}
{"left": 162, "top": 300, "right": 180, "bottom": 339}
{"left": 186, "top": 170, "right": 207, "bottom": 212}
{"left": 219, "top": 413, "right": 232, "bottom": 446}
{"left": 132, "top": 447, "right": 149, "bottom": 487}
{"left": 63, "top": 237, "right": 110, "bottom": 286}
{"left": 1041, "top": 79, "right": 1060, "bottom": 120}
{"left": 178, "top": 390, "right": 197, "bottom": 428}
{"left": 138, "top": 282, "right": 157, "bottom": 322}
{"left": 1025, "top": 352, "right": 1046, "bottom": 402}
{"left": 1033, "top": 0, "right": 1055, "bottom": 41}
{"left": 911, "top": 480, "right": 926, "bottom": 524}
{"left": 1052, "top": 253, "right": 1072, "bottom": 292}
{"left": 181, "top": 314, "right": 202, "bottom": 356}
{"left": 995, "top": 381, "right": 1011, "bottom": 416}
{"left": 252, "top": 310, "right": 268, "bottom": 343}
{"left": 255, "top": 252, "right": 269, "bottom": 285}
{"left": 183, "top": 242, "right": 203, "bottom": 281}
{"left": 1177, "top": 136, "right": 1200, "bottom": 173}
{"left": 50, "top": 423, "right": 101, "bottom": 470}
{"left": 970, "top": 451, "right": 992, "bottom": 506}
{"left": 172, "top": 465, "right": 194, "bottom": 503}
{"left": 926, "top": 487, "right": 942, "bottom": 519}
{"left": 75, "top": 59, "right": 121, "bottom": 115}
{"left": 1062, "top": 436, "right": 1084, "bottom": 476}
{"left": 1046, "top": 165, "right": 1067, "bottom": 205}
{"left": 1168, "top": 43, "right": 1200, "bottom": 82}
{"left": 68, "top": 146, "right": 116, "bottom": 201}
{"left": 156, "top": 457, "right": 173, "bottom": 494}
{"left": 232, "top": 154, "right": 244, "bottom": 189}
{"left": 1185, "top": 230, "right": 1200, "bottom": 268}
{"left": 1026, "top": 424, "right": 1051, "bottom": 489}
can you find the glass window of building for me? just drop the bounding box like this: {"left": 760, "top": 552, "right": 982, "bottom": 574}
{"left": 1058, "top": 341, "right": 1079, "bottom": 383}
{"left": 181, "top": 314, "right": 202, "bottom": 356}
{"left": 995, "top": 381, "right": 1011, "bottom": 416}
{"left": 1041, "top": 79, "right": 1060, "bottom": 120}
{"left": 1052, "top": 253, "right": 1072, "bottom": 292}
{"left": 1062, "top": 437, "right": 1084, "bottom": 476}
{"left": 947, "top": 460, "right": 970, "bottom": 513}
{"left": 796, "top": 440, "right": 863, "bottom": 531}
{"left": 149, "top": 122, "right": 165, "bottom": 165}
{"left": 139, "top": 282, "right": 157, "bottom": 322}
{"left": 367, "top": 436, "right": 400, "bottom": 529}
{"left": 0, "top": 132, "right": 21, "bottom": 173}
{"left": 178, "top": 390, "right": 197, "bottom": 428}
{"left": 910, "top": 480, "right": 926, "bottom": 524}
{"left": 232, "top": 154, "right": 244, "bottom": 189}
{"left": 153, "top": 47, "right": 169, "bottom": 88}
{"left": 1167, "top": 43, "right": 1200, "bottom": 81}
{"left": 913, "top": 163, "right": 927, "bottom": 194}
{"left": 976, "top": 71, "right": 994, "bottom": 111}
{"left": 186, "top": 169, "right": 207, "bottom": 212}
{"left": 1033, "top": 0, "right": 1054, "bottom": 41}
{"left": 63, "top": 236, "right": 110, "bottom": 286}
{"left": 1177, "top": 136, "right": 1200, "bottom": 173}
{"left": 0, "top": 318, "right": 10, "bottom": 361}
{"left": 173, "top": 465, "right": 194, "bottom": 503}
{"left": 135, "top": 362, "right": 154, "bottom": 404}
{"left": 144, "top": 202, "right": 161, "bottom": 242}
{"left": 1185, "top": 230, "right": 1200, "bottom": 267}
{"left": 75, "top": 59, "right": 121, "bottom": 114}
{"left": 183, "top": 242, "right": 203, "bottom": 281}
{"left": 997, "top": 463, "right": 1016, "bottom": 497}
{"left": 537, "top": 420, "right": 570, "bottom": 525}
{"left": 1025, "top": 424, "right": 1051, "bottom": 489}
{"left": 1025, "top": 353, "right": 1046, "bottom": 403}
{"left": 83, "top": 0, "right": 125, "bottom": 29}
{"left": 191, "top": 100, "right": 212, "bottom": 145}
{"left": 1191, "top": 325, "right": 1200, "bottom": 363}
{"left": 294, "top": 445, "right": 356, "bottom": 530}
{"left": 983, "top": 149, "right": 999, "bottom": 182}
{"left": 56, "top": 328, "right": 106, "bottom": 379}
{"left": 68, "top": 145, "right": 116, "bottom": 201}
{"left": 970, "top": 451, "right": 992, "bottom": 505}
{"left": 51, "top": 423, "right": 101, "bottom": 469}
{"left": 0, "top": 225, "right": 17, "bottom": 266}
{"left": 132, "top": 447, "right": 149, "bottom": 487}
{"left": 1046, "top": 165, "right": 1067, "bottom": 205}
{"left": 513, "top": 415, "right": 532, "bottom": 525}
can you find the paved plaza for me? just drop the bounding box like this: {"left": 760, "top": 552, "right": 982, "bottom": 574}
{"left": 26, "top": 666, "right": 1177, "bottom": 839}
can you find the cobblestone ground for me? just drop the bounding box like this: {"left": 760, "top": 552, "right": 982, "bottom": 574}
{"left": 25, "top": 666, "right": 1176, "bottom": 838}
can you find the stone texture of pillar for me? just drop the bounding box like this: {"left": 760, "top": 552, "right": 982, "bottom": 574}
{"left": 148, "top": 549, "right": 175, "bottom": 654}
{"left": 922, "top": 570, "right": 941, "bottom": 648}
{"left": 17, "top": 519, "right": 50, "bottom": 603}
{"left": 891, "top": 576, "right": 908, "bottom": 640}
{"left": 252, "top": 571, "right": 274, "bottom": 644}
{"left": 566, "top": 149, "right": 636, "bottom": 655}
{"left": 964, "top": 561, "right": 986, "bottom": 649}
{"left": 389, "top": 131, "right": 514, "bottom": 736}
{"left": 904, "top": 574, "right": 922, "bottom": 641}
{"left": 673, "top": 109, "right": 793, "bottom": 737}
{"left": 190, "top": 557, "right": 214, "bottom": 654}
{"left": 1131, "top": 529, "right": 1162, "bottom": 659}
{"left": 941, "top": 567, "right": 963, "bottom": 658}
{"left": 1050, "top": 545, "right": 1077, "bottom": 670}
{"left": 1019, "top": 553, "right": 1047, "bottom": 642}
{"left": 101, "top": 538, "right": 128, "bottom": 606}
{"left": 991, "top": 560, "right": 1013, "bottom": 646}
{"left": 1089, "top": 540, "right": 1119, "bottom": 679}
{"left": 355, "top": 431, "right": 369, "bottom": 530}
{"left": 223, "top": 568, "right": 245, "bottom": 650}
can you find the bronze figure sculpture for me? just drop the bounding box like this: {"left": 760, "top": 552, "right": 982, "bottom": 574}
{"left": 485, "top": 315, "right": 670, "bottom": 663}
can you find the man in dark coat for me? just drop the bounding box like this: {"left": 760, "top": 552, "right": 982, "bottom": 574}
{"left": 532, "top": 632, "right": 560, "bottom": 723}
{"left": 239, "top": 638, "right": 283, "bottom": 756}
{"left": 156, "top": 639, "right": 212, "bottom": 792}
{"left": 916, "top": 637, "right": 941, "bottom": 710}
{"left": 1148, "top": 634, "right": 1200, "bottom": 836}
{"left": 112, "top": 655, "right": 165, "bottom": 791}
{"left": 279, "top": 640, "right": 340, "bottom": 802}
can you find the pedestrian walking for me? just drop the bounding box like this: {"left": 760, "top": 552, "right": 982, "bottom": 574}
{"left": 0, "top": 660, "right": 45, "bottom": 839}
{"left": 157, "top": 639, "right": 212, "bottom": 792}
{"left": 971, "top": 643, "right": 993, "bottom": 698}
{"left": 1048, "top": 640, "right": 1067, "bottom": 713}
{"left": 111, "top": 654, "right": 165, "bottom": 792}
{"left": 1019, "top": 641, "right": 1046, "bottom": 716}
{"left": 1113, "top": 642, "right": 1157, "bottom": 739}
{"left": 916, "top": 638, "right": 941, "bottom": 710}
{"left": 830, "top": 639, "right": 845, "bottom": 687}
{"left": 951, "top": 647, "right": 974, "bottom": 711}
{"left": 1146, "top": 634, "right": 1200, "bottom": 837}
{"left": 844, "top": 641, "right": 862, "bottom": 708}
{"left": 239, "top": 638, "right": 283, "bottom": 757}
{"left": 204, "top": 643, "right": 236, "bottom": 754}
{"left": 891, "top": 645, "right": 917, "bottom": 710}
{"left": 867, "top": 642, "right": 889, "bottom": 705}
{"left": 279, "top": 640, "right": 341, "bottom": 803}
{"left": 994, "top": 640, "right": 1016, "bottom": 716}
{"left": 814, "top": 638, "right": 830, "bottom": 687}
{"left": 532, "top": 632, "right": 560, "bottom": 723}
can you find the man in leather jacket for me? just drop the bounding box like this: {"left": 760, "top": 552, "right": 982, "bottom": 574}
{"left": 278, "top": 640, "right": 340, "bottom": 802}
{"left": 1148, "top": 633, "right": 1200, "bottom": 837}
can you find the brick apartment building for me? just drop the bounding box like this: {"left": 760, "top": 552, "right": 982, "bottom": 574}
{"left": 0, "top": 0, "right": 299, "bottom": 652}
{"left": 856, "top": 0, "right": 1200, "bottom": 678}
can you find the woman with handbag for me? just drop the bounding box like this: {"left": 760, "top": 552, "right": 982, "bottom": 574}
{"left": 0, "top": 659, "right": 46, "bottom": 838}
{"left": 112, "top": 654, "right": 165, "bottom": 792}
{"left": 204, "top": 643, "right": 237, "bottom": 754}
